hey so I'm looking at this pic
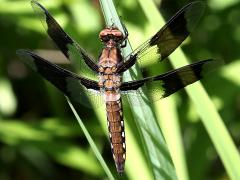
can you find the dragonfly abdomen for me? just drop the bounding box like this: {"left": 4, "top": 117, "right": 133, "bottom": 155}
{"left": 106, "top": 99, "right": 125, "bottom": 174}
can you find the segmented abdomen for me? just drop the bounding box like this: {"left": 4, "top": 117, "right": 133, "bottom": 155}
{"left": 106, "top": 99, "right": 125, "bottom": 174}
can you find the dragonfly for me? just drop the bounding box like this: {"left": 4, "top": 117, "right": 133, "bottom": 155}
{"left": 17, "top": 1, "right": 221, "bottom": 175}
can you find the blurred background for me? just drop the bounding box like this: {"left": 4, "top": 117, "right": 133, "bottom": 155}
{"left": 0, "top": 0, "right": 240, "bottom": 179}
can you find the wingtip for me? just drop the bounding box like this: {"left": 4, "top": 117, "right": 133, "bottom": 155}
{"left": 16, "top": 49, "right": 21, "bottom": 55}
{"left": 31, "top": 0, "right": 39, "bottom": 5}
{"left": 16, "top": 49, "right": 31, "bottom": 56}
{"left": 30, "top": 0, "right": 38, "bottom": 6}
{"left": 31, "top": 0, "right": 47, "bottom": 13}
{"left": 201, "top": 59, "right": 224, "bottom": 77}
{"left": 209, "top": 59, "right": 225, "bottom": 67}
{"left": 16, "top": 49, "right": 25, "bottom": 56}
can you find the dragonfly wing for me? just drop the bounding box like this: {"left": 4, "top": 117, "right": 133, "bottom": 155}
{"left": 17, "top": 49, "right": 104, "bottom": 108}
{"left": 117, "top": 2, "right": 205, "bottom": 73}
{"left": 120, "top": 59, "right": 222, "bottom": 103}
{"left": 31, "top": 0, "right": 99, "bottom": 79}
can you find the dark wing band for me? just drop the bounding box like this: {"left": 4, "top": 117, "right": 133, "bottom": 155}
{"left": 120, "top": 59, "right": 221, "bottom": 98}
{"left": 17, "top": 49, "right": 100, "bottom": 106}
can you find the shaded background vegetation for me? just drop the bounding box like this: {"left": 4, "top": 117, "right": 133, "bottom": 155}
{"left": 0, "top": 0, "right": 239, "bottom": 179}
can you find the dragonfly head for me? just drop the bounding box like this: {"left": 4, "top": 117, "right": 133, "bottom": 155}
{"left": 99, "top": 27, "right": 124, "bottom": 44}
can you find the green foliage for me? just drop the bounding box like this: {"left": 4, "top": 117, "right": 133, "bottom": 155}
{"left": 0, "top": 0, "right": 239, "bottom": 179}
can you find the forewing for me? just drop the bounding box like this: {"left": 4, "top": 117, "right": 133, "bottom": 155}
{"left": 124, "top": 2, "right": 205, "bottom": 70}
{"left": 120, "top": 59, "right": 221, "bottom": 104}
{"left": 31, "top": 0, "right": 98, "bottom": 80}
{"left": 16, "top": 49, "right": 104, "bottom": 108}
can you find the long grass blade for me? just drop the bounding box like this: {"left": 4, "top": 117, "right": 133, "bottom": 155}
{"left": 67, "top": 100, "right": 114, "bottom": 180}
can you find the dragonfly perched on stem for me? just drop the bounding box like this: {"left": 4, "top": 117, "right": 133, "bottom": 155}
{"left": 17, "top": 1, "right": 222, "bottom": 175}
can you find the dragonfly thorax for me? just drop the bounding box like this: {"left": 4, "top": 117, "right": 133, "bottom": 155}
{"left": 98, "top": 47, "right": 122, "bottom": 73}
{"left": 98, "top": 74, "right": 121, "bottom": 91}
{"left": 99, "top": 65, "right": 117, "bottom": 74}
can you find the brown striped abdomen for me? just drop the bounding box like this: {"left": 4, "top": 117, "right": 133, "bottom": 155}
{"left": 106, "top": 100, "right": 125, "bottom": 174}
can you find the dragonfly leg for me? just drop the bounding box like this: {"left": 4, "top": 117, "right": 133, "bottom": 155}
{"left": 120, "top": 19, "right": 129, "bottom": 48}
